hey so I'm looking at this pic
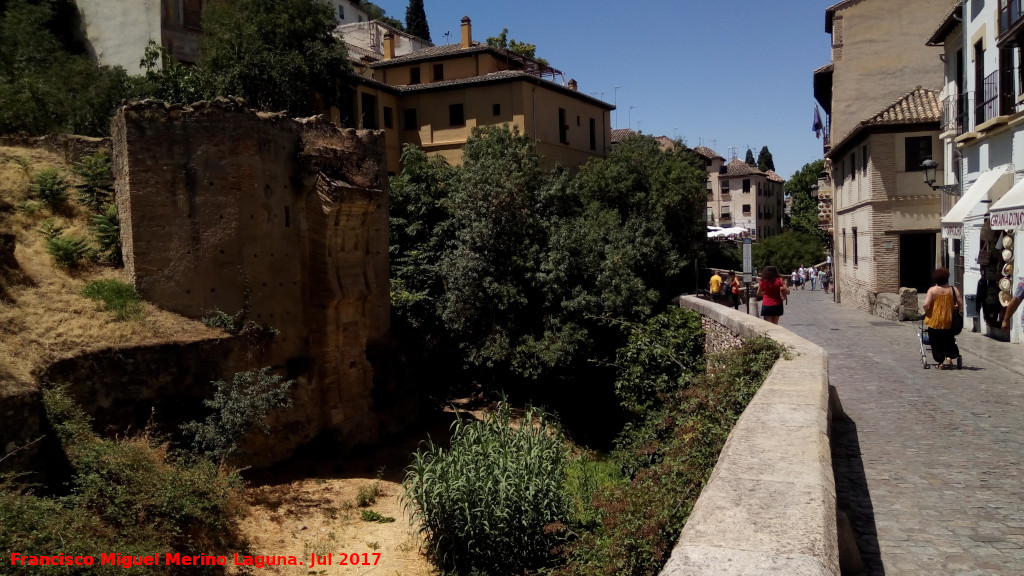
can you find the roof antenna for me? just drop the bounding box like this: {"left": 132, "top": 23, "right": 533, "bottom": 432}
{"left": 443, "top": 31, "right": 451, "bottom": 44}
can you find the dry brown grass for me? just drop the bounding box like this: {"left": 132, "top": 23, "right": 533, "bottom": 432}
{"left": 0, "top": 145, "right": 220, "bottom": 393}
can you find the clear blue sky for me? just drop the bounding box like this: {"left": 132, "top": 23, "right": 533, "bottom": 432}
{"left": 369, "top": 0, "right": 834, "bottom": 179}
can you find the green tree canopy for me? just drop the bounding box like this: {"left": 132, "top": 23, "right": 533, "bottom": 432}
{"left": 388, "top": 130, "right": 708, "bottom": 387}
{"left": 744, "top": 148, "right": 756, "bottom": 167}
{"left": 757, "top": 146, "right": 775, "bottom": 172}
{"left": 753, "top": 231, "right": 825, "bottom": 275}
{"left": 486, "top": 28, "right": 549, "bottom": 67}
{"left": 784, "top": 159, "right": 826, "bottom": 243}
{"left": 362, "top": 1, "right": 404, "bottom": 30}
{"left": 0, "top": 0, "right": 133, "bottom": 136}
{"left": 405, "top": 0, "right": 430, "bottom": 42}
{"left": 199, "top": 0, "right": 352, "bottom": 117}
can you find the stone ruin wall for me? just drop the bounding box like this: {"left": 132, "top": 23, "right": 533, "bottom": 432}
{"left": 111, "top": 99, "right": 390, "bottom": 463}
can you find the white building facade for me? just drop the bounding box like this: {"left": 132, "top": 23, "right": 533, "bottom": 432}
{"left": 932, "top": 0, "right": 1024, "bottom": 342}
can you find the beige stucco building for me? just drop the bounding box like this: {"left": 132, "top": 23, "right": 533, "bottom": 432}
{"left": 698, "top": 148, "right": 784, "bottom": 240}
{"left": 344, "top": 17, "right": 614, "bottom": 173}
{"left": 815, "top": 0, "right": 955, "bottom": 311}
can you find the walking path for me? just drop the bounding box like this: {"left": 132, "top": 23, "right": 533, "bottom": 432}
{"left": 775, "top": 289, "right": 1024, "bottom": 575}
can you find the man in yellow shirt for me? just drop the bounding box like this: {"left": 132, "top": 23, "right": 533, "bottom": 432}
{"left": 709, "top": 271, "right": 723, "bottom": 303}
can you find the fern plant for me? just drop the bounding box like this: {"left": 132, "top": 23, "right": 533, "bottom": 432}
{"left": 29, "top": 168, "right": 69, "bottom": 210}
{"left": 90, "top": 204, "right": 122, "bottom": 265}
{"left": 37, "top": 217, "right": 67, "bottom": 240}
{"left": 45, "top": 234, "right": 93, "bottom": 268}
{"left": 73, "top": 151, "right": 114, "bottom": 212}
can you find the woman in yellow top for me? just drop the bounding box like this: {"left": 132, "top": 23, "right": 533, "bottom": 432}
{"left": 923, "top": 267, "right": 964, "bottom": 369}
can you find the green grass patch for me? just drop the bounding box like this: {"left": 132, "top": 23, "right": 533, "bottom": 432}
{"left": 81, "top": 279, "right": 143, "bottom": 321}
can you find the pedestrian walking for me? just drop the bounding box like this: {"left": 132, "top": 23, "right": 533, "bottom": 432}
{"left": 923, "top": 267, "right": 964, "bottom": 369}
{"left": 757, "top": 265, "right": 790, "bottom": 325}
{"left": 819, "top": 268, "right": 828, "bottom": 293}
{"left": 729, "top": 272, "right": 742, "bottom": 310}
{"left": 810, "top": 266, "right": 818, "bottom": 291}
{"left": 709, "top": 270, "right": 724, "bottom": 304}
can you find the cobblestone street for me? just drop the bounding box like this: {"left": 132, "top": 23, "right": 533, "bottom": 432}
{"left": 773, "top": 289, "right": 1024, "bottom": 575}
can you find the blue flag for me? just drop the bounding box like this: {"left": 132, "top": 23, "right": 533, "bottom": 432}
{"left": 812, "top": 106, "right": 823, "bottom": 139}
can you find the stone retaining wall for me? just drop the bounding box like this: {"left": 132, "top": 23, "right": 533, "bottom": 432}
{"left": 661, "top": 296, "right": 839, "bottom": 576}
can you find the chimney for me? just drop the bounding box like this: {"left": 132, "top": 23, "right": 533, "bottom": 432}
{"left": 383, "top": 31, "right": 395, "bottom": 60}
{"left": 568, "top": 78, "right": 578, "bottom": 91}
{"left": 460, "top": 16, "right": 472, "bottom": 49}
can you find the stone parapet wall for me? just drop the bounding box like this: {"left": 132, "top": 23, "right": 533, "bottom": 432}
{"left": 661, "top": 297, "right": 839, "bottom": 576}
{"left": 701, "top": 316, "right": 744, "bottom": 355}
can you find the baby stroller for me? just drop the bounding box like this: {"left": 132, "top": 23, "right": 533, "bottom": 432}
{"left": 918, "top": 318, "right": 962, "bottom": 369}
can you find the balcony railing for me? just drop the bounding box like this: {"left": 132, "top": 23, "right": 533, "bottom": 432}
{"left": 941, "top": 93, "right": 972, "bottom": 135}
{"left": 978, "top": 71, "right": 1001, "bottom": 126}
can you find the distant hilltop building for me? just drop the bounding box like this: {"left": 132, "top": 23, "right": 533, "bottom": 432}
{"left": 342, "top": 16, "right": 614, "bottom": 172}
{"left": 698, "top": 148, "right": 784, "bottom": 240}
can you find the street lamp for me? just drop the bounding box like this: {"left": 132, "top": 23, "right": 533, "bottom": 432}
{"left": 921, "top": 158, "right": 960, "bottom": 195}
{"left": 810, "top": 184, "right": 819, "bottom": 199}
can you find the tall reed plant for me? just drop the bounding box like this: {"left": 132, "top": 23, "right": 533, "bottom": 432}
{"left": 403, "top": 401, "right": 572, "bottom": 575}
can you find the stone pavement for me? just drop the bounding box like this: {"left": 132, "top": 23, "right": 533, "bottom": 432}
{"left": 765, "top": 288, "right": 1024, "bottom": 576}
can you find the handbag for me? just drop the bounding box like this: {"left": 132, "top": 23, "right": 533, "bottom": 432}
{"left": 952, "top": 287, "right": 963, "bottom": 335}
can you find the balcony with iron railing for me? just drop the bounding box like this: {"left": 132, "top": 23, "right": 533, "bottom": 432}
{"left": 940, "top": 93, "right": 972, "bottom": 135}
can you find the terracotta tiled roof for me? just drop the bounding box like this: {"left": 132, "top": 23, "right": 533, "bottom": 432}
{"left": 693, "top": 145, "right": 724, "bottom": 160}
{"left": 827, "top": 86, "right": 941, "bottom": 157}
{"left": 369, "top": 42, "right": 491, "bottom": 67}
{"left": 611, "top": 128, "right": 636, "bottom": 143}
{"left": 765, "top": 169, "right": 785, "bottom": 183}
{"left": 724, "top": 158, "right": 765, "bottom": 177}
{"left": 865, "top": 85, "right": 941, "bottom": 126}
{"left": 926, "top": 1, "right": 963, "bottom": 46}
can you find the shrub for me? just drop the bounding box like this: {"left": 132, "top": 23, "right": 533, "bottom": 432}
{"left": 90, "top": 204, "right": 122, "bottom": 265}
{"left": 29, "top": 168, "right": 69, "bottom": 210}
{"left": 73, "top": 151, "right": 114, "bottom": 212}
{"left": 26, "top": 387, "right": 244, "bottom": 574}
{"left": 553, "top": 337, "right": 785, "bottom": 576}
{"left": 360, "top": 509, "right": 395, "bottom": 523}
{"left": 181, "top": 367, "right": 295, "bottom": 462}
{"left": 82, "top": 279, "right": 143, "bottom": 321}
{"left": 403, "top": 402, "right": 573, "bottom": 575}
{"left": 45, "top": 234, "right": 93, "bottom": 268}
{"left": 37, "top": 217, "right": 66, "bottom": 239}
{"left": 613, "top": 307, "right": 705, "bottom": 415}
{"left": 356, "top": 482, "right": 379, "bottom": 507}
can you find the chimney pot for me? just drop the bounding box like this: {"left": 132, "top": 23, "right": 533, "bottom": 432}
{"left": 568, "top": 78, "right": 578, "bottom": 91}
{"left": 383, "top": 31, "right": 395, "bottom": 60}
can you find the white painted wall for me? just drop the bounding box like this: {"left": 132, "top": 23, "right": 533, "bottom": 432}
{"left": 76, "top": 0, "right": 161, "bottom": 73}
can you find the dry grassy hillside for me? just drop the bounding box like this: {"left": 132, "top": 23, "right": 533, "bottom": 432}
{"left": 0, "top": 145, "right": 221, "bottom": 394}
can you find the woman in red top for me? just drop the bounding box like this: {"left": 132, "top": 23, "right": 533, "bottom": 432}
{"left": 757, "top": 266, "right": 790, "bottom": 325}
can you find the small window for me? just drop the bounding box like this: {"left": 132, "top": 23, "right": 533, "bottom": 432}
{"left": 852, "top": 227, "right": 858, "bottom": 266}
{"left": 449, "top": 103, "right": 464, "bottom": 127}
{"left": 905, "top": 136, "right": 932, "bottom": 172}
{"left": 743, "top": 178, "right": 751, "bottom": 193}
{"left": 742, "top": 204, "right": 751, "bottom": 215}
{"left": 338, "top": 5, "right": 344, "bottom": 20}
{"left": 433, "top": 63, "right": 443, "bottom": 82}
{"left": 576, "top": 115, "right": 581, "bottom": 127}
{"left": 721, "top": 206, "right": 731, "bottom": 218}
{"left": 850, "top": 153, "right": 856, "bottom": 180}
{"left": 722, "top": 180, "right": 730, "bottom": 194}
{"left": 493, "top": 103, "right": 501, "bottom": 116}
{"left": 589, "top": 118, "right": 596, "bottom": 151}
{"left": 403, "top": 108, "right": 417, "bottom": 131}
{"left": 558, "top": 108, "right": 568, "bottom": 144}
{"left": 360, "top": 93, "right": 378, "bottom": 130}
{"left": 706, "top": 207, "right": 714, "bottom": 223}
{"left": 383, "top": 106, "right": 393, "bottom": 129}
{"left": 842, "top": 229, "right": 847, "bottom": 263}
{"left": 706, "top": 179, "right": 713, "bottom": 193}
{"left": 862, "top": 144, "right": 868, "bottom": 172}
{"left": 410, "top": 67, "right": 421, "bottom": 85}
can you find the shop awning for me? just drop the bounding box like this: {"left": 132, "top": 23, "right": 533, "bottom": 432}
{"left": 989, "top": 177, "right": 1024, "bottom": 231}
{"left": 941, "top": 166, "right": 1012, "bottom": 239}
